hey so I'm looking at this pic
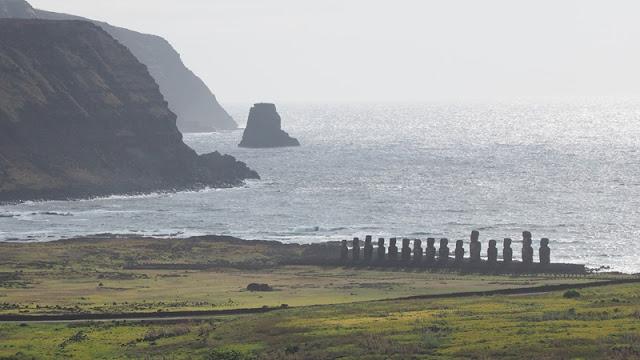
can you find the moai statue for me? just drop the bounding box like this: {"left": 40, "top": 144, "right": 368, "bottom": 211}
{"left": 522, "top": 231, "right": 534, "bottom": 265}
{"left": 469, "top": 230, "right": 481, "bottom": 263}
{"left": 503, "top": 238, "right": 513, "bottom": 264}
{"left": 340, "top": 240, "right": 349, "bottom": 263}
{"left": 388, "top": 238, "right": 398, "bottom": 262}
{"left": 377, "top": 238, "right": 386, "bottom": 262}
{"left": 487, "top": 240, "right": 498, "bottom": 265}
{"left": 438, "top": 238, "right": 450, "bottom": 264}
{"left": 401, "top": 238, "right": 412, "bottom": 262}
{"left": 454, "top": 240, "right": 465, "bottom": 264}
{"left": 425, "top": 238, "right": 437, "bottom": 265}
{"left": 413, "top": 239, "right": 423, "bottom": 264}
{"left": 363, "top": 235, "right": 374, "bottom": 263}
{"left": 352, "top": 237, "right": 361, "bottom": 263}
{"left": 539, "top": 238, "right": 551, "bottom": 266}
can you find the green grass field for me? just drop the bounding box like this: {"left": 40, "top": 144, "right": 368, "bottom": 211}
{"left": 0, "top": 236, "right": 600, "bottom": 316}
{"left": 1, "top": 283, "right": 639, "bottom": 359}
{"left": 0, "top": 236, "right": 637, "bottom": 359}
{"left": 0, "top": 265, "right": 598, "bottom": 316}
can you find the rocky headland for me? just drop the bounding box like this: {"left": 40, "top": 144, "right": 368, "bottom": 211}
{"left": 239, "top": 103, "right": 300, "bottom": 148}
{"left": 0, "top": 19, "right": 258, "bottom": 202}
{"left": 0, "top": 0, "right": 237, "bottom": 133}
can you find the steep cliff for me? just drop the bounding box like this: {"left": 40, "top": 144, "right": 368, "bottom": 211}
{"left": 0, "top": 0, "right": 237, "bottom": 133}
{"left": 239, "top": 104, "right": 300, "bottom": 148}
{"left": 0, "top": 19, "right": 258, "bottom": 202}
{"left": 0, "top": 0, "right": 34, "bottom": 18}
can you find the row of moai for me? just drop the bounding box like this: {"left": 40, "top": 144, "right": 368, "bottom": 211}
{"left": 340, "top": 231, "right": 555, "bottom": 270}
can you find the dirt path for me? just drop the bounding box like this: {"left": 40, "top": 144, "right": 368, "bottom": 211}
{"left": 1, "top": 277, "right": 638, "bottom": 324}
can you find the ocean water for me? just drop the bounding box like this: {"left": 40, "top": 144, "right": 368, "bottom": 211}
{"left": 1, "top": 101, "right": 639, "bottom": 273}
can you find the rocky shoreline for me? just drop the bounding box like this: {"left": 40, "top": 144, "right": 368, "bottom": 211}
{"left": 0, "top": 181, "right": 242, "bottom": 205}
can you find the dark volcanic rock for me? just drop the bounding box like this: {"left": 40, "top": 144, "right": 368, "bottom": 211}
{"left": 0, "top": 19, "right": 258, "bottom": 202}
{"left": 0, "top": 0, "right": 237, "bottom": 133}
{"left": 246, "top": 283, "right": 273, "bottom": 292}
{"left": 239, "top": 103, "right": 300, "bottom": 148}
{"left": 0, "top": 0, "right": 34, "bottom": 18}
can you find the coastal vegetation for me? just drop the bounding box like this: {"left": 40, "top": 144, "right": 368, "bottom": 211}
{"left": 0, "top": 282, "right": 639, "bottom": 359}
{"left": 0, "top": 236, "right": 599, "bottom": 316}
{"left": 0, "top": 236, "right": 637, "bottom": 359}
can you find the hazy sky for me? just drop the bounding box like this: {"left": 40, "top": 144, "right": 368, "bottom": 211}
{"left": 29, "top": 0, "right": 640, "bottom": 103}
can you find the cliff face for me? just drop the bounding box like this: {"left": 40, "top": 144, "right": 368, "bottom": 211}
{"left": 239, "top": 104, "right": 300, "bottom": 148}
{"left": 0, "top": 0, "right": 237, "bottom": 133}
{"left": 0, "top": 0, "right": 34, "bottom": 18}
{"left": 97, "top": 25, "right": 238, "bottom": 132}
{"left": 0, "top": 19, "right": 258, "bottom": 202}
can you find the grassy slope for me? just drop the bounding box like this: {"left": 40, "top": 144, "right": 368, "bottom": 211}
{"left": 1, "top": 283, "right": 639, "bottom": 359}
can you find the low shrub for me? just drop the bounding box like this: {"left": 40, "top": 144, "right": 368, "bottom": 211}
{"left": 247, "top": 283, "right": 273, "bottom": 292}
{"left": 142, "top": 325, "right": 191, "bottom": 342}
{"left": 207, "top": 349, "right": 250, "bottom": 360}
{"left": 563, "top": 290, "right": 581, "bottom": 299}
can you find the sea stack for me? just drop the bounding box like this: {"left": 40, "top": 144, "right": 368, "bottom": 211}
{"left": 239, "top": 103, "right": 300, "bottom": 148}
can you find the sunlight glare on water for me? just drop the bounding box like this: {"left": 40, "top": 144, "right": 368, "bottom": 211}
{"left": 1, "top": 100, "right": 639, "bottom": 272}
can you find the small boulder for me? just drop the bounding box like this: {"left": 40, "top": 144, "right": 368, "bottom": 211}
{"left": 247, "top": 283, "right": 274, "bottom": 292}
{"left": 563, "top": 290, "right": 581, "bottom": 299}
